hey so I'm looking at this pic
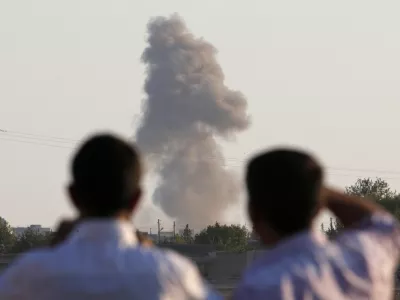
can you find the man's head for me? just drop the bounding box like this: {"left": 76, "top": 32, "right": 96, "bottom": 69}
{"left": 68, "top": 133, "right": 142, "bottom": 218}
{"left": 246, "top": 149, "right": 323, "bottom": 246}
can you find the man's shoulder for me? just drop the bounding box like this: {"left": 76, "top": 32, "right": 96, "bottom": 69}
{"left": 161, "top": 248, "right": 196, "bottom": 265}
{"left": 6, "top": 248, "right": 52, "bottom": 270}
{"left": 132, "top": 246, "right": 198, "bottom": 272}
{"left": 234, "top": 269, "right": 285, "bottom": 299}
{"left": 240, "top": 262, "right": 285, "bottom": 289}
{"left": 334, "top": 212, "right": 400, "bottom": 258}
{"left": 235, "top": 263, "right": 310, "bottom": 299}
{"left": 0, "top": 248, "right": 52, "bottom": 289}
{"left": 156, "top": 249, "right": 220, "bottom": 298}
{"left": 124, "top": 247, "right": 217, "bottom": 298}
{"left": 236, "top": 252, "right": 313, "bottom": 296}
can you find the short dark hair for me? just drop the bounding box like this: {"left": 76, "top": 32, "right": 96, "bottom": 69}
{"left": 246, "top": 149, "right": 323, "bottom": 235}
{"left": 70, "top": 133, "right": 141, "bottom": 217}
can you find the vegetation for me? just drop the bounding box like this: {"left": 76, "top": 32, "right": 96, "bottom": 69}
{"left": 0, "top": 220, "right": 53, "bottom": 254}
{"left": 194, "top": 222, "right": 251, "bottom": 252}
{"left": 322, "top": 177, "right": 400, "bottom": 237}
{"left": 5, "top": 177, "right": 396, "bottom": 253}
{"left": 0, "top": 217, "right": 16, "bottom": 253}
{"left": 0, "top": 218, "right": 252, "bottom": 254}
{"left": 174, "top": 224, "right": 194, "bottom": 244}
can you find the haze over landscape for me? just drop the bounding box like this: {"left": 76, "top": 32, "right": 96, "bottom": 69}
{"left": 1, "top": 0, "right": 400, "bottom": 232}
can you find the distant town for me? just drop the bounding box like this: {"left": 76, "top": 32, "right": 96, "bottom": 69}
{"left": 9, "top": 224, "right": 182, "bottom": 244}
{"left": 11, "top": 224, "right": 52, "bottom": 237}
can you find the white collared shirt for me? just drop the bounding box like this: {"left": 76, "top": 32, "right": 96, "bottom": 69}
{"left": 233, "top": 213, "right": 400, "bottom": 300}
{"left": 0, "top": 219, "right": 221, "bottom": 300}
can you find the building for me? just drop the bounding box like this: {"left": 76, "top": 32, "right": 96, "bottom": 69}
{"left": 146, "top": 231, "right": 175, "bottom": 244}
{"left": 159, "top": 231, "right": 175, "bottom": 243}
{"left": 12, "top": 225, "right": 52, "bottom": 237}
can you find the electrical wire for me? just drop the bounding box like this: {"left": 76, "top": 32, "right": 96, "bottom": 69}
{"left": 1, "top": 128, "right": 400, "bottom": 179}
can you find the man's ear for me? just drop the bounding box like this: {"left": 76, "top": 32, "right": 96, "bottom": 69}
{"left": 128, "top": 188, "right": 142, "bottom": 212}
{"left": 248, "top": 200, "right": 258, "bottom": 224}
{"left": 68, "top": 183, "right": 80, "bottom": 211}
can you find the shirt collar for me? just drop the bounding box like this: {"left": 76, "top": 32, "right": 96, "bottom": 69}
{"left": 254, "top": 229, "right": 327, "bottom": 267}
{"left": 67, "top": 219, "right": 139, "bottom": 247}
{"left": 274, "top": 229, "right": 327, "bottom": 252}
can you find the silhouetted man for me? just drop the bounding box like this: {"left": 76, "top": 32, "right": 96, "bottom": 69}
{"left": 233, "top": 149, "right": 400, "bottom": 299}
{"left": 0, "top": 133, "right": 220, "bottom": 300}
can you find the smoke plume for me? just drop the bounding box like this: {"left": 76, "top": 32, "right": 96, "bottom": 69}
{"left": 135, "top": 14, "right": 250, "bottom": 229}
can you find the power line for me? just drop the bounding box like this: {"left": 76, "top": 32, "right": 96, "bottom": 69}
{"left": 325, "top": 172, "right": 400, "bottom": 181}
{"left": 1, "top": 128, "right": 400, "bottom": 179}
{"left": 0, "top": 136, "right": 73, "bottom": 149}
{"left": 0, "top": 128, "right": 78, "bottom": 149}
{"left": 328, "top": 166, "right": 400, "bottom": 175}
{"left": 0, "top": 129, "right": 78, "bottom": 143}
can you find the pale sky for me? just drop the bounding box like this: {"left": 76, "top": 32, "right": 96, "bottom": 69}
{"left": 1, "top": 0, "right": 400, "bottom": 232}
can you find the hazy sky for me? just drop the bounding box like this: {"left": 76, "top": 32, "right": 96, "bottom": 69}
{"left": 1, "top": 0, "right": 400, "bottom": 231}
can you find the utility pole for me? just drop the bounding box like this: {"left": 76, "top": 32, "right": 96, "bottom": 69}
{"left": 173, "top": 221, "right": 176, "bottom": 241}
{"left": 157, "top": 219, "right": 161, "bottom": 244}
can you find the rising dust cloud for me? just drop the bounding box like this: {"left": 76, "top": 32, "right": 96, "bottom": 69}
{"left": 135, "top": 14, "right": 250, "bottom": 229}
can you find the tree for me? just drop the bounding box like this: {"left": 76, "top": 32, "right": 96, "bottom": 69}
{"left": 345, "top": 177, "right": 398, "bottom": 201}
{"left": 324, "top": 177, "right": 400, "bottom": 237}
{"left": 11, "top": 228, "right": 53, "bottom": 253}
{"left": 174, "top": 234, "right": 186, "bottom": 244}
{"left": 0, "top": 217, "right": 16, "bottom": 253}
{"left": 194, "top": 222, "right": 250, "bottom": 252}
{"left": 345, "top": 177, "right": 400, "bottom": 215}
{"left": 182, "top": 224, "right": 193, "bottom": 244}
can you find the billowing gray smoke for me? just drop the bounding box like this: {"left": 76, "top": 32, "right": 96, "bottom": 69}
{"left": 135, "top": 14, "right": 250, "bottom": 229}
